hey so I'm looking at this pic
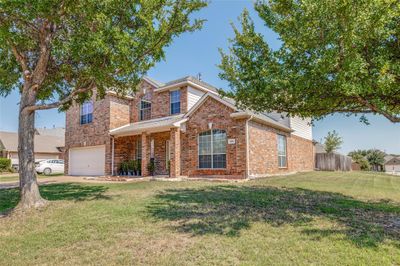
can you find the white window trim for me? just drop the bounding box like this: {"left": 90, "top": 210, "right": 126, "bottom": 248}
{"left": 165, "top": 140, "right": 170, "bottom": 163}
{"left": 277, "top": 134, "right": 288, "bottom": 168}
{"left": 139, "top": 98, "right": 151, "bottom": 121}
{"left": 135, "top": 139, "right": 142, "bottom": 160}
{"left": 198, "top": 129, "right": 227, "bottom": 169}
{"left": 170, "top": 89, "right": 181, "bottom": 115}
{"left": 80, "top": 101, "right": 93, "bottom": 125}
{"left": 150, "top": 138, "right": 154, "bottom": 159}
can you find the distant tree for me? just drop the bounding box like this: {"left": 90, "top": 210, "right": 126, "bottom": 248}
{"left": 0, "top": 0, "right": 206, "bottom": 209}
{"left": 348, "top": 152, "right": 370, "bottom": 171}
{"left": 366, "top": 149, "right": 386, "bottom": 171}
{"left": 324, "top": 130, "right": 343, "bottom": 153}
{"left": 348, "top": 150, "right": 368, "bottom": 158}
{"left": 358, "top": 157, "right": 371, "bottom": 171}
{"left": 348, "top": 149, "right": 386, "bottom": 171}
{"left": 219, "top": 0, "right": 400, "bottom": 123}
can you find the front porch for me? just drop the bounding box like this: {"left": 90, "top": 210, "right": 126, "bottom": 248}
{"left": 110, "top": 116, "right": 185, "bottom": 178}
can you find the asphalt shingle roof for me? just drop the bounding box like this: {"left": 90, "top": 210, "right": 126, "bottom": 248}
{"left": 110, "top": 115, "right": 186, "bottom": 136}
{"left": 0, "top": 131, "right": 64, "bottom": 153}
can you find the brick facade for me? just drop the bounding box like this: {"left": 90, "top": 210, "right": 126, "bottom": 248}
{"left": 152, "top": 86, "right": 188, "bottom": 118}
{"left": 152, "top": 132, "right": 170, "bottom": 175}
{"left": 65, "top": 92, "right": 110, "bottom": 175}
{"left": 248, "top": 121, "right": 314, "bottom": 177}
{"left": 181, "top": 97, "right": 247, "bottom": 178}
{"left": 65, "top": 79, "right": 314, "bottom": 178}
{"left": 64, "top": 91, "right": 131, "bottom": 175}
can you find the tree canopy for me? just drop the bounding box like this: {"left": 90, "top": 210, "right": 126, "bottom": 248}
{"left": 0, "top": 0, "right": 206, "bottom": 107}
{"left": 219, "top": 0, "right": 400, "bottom": 123}
{"left": 0, "top": 0, "right": 206, "bottom": 209}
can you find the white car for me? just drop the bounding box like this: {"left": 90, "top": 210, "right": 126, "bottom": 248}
{"left": 35, "top": 159, "right": 65, "bottom": 175}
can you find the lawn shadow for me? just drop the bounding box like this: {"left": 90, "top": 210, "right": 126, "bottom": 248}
{"left": 0, "top": 183, "right": 110, "bottom": 213}
{"left": 147, "top": 185, "right": 400, "bottom": 247}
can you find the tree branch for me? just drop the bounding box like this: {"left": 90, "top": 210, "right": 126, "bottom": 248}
{"left": 132, "top": 2, "right": 181, "bottom": 66}
{"left": 356, "top": 96, "right": 400, "bottom": 122}
{"left": 31, "top": 20, "right": 54, "bottom": 88}
{"left": 10, "top": 44, "right": 29, "bottom": 74}
{"left": 23, "top": 81, "right": 95, "bottom": 112}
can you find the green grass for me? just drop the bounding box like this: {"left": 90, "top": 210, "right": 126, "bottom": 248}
{"left": 0, "top": 173, "right": 62, "bottom": 182}
{"left": 1, "top": 171, "right": 400, "bottom": 265}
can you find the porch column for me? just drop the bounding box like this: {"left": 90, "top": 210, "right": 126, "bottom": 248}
{"left": 169, "top": 128, "right": 181, "bottom": 178}
{"left": 141, "top": 133, "right": 150, "bottom": 176}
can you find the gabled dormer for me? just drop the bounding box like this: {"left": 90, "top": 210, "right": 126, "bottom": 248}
{"left": 129, "top": 76, "right": 219, "bottom": 122}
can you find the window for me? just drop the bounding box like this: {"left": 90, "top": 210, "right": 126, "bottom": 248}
{"left": 277, "top": 134, "right": 287, "bottom": 168}
{"left": 150, "top": 139, "right": 154, "bottom": 159}
{"left": 198, "top": 129, "right": 226, "bottom": 169}
{"left": 165, "top": 140, "right": 170, "bottom": 163}
{"left": 135, "top": 139, "right": 142, "bottom": 160}
{"left": 140, "top": 99, "right": 151, "bottom": 121}
{"left": 170, "top": 90, "right": 181, "bottom": 114}
{"left": 80, "top": 101, "right": 93, "bottom": 124}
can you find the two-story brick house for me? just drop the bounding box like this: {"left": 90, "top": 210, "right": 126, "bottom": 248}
{"left": 65, "top": 76, "right": 314, "bottom": 178}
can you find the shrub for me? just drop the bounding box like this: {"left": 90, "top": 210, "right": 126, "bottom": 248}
{"left": 136, "top": 160, "right": 142, "bottom": 172}
{"left": 128, "top": 160, "right": 135, "bottom": 172}
{"left": 0, "top": 158, "right": 11, "bottom": 171}
{"left": 119, "top": 161, "right": 130, "bottom": 175}
{"left": 358, "top": 158, "right": 371, "bottom": 171}
{"left": 147, "top": 160, "right": 155, "bottom": 176}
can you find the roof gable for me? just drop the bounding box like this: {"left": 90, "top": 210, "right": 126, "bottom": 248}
{"left": 184, "top": 93, "right": 237, "bottom": 118}
{"left": 385, "top": 157, "right": 400, "bottom": 165}
{"left": 0, "top": 131, "right": 64, "bottom": 153}
{"left": 155, "top": 76, "right": 219, "bottom": 94}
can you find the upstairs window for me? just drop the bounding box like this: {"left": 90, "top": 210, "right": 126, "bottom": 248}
{"left": 277, "top": 134, "right": 287, "bottom": 168}
{"left": 170, "top": 90, "right": 181, "bottom": 115}
{"left": 80, "top": 101, "right": 93, "bottom": 125}
{"left": 140, "top": 99, "right": 151, "bottom": 121}
{"left": 198, "top": 129, "right": 227, "bottom": 169}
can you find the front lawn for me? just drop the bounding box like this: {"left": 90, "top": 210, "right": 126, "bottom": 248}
{"left": 0, "top": 171, "right": 399, "bottom": 265}
{"left": 0, "top": 173, "right": 63, "bottom": 183}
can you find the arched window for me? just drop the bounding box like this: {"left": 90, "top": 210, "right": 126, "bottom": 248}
{"left": 198, "top": 129, "right": 227, "bottom": 169}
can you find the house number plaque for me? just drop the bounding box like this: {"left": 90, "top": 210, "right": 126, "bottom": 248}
{"left": 228, "top": 139, "right": 236, "bottom": 145}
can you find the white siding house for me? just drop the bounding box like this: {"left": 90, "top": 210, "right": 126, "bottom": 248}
{"left": 289, "top": 116, "right": 313, "bottom": 140}
{"left": 187, "top": 86, "right": 205, "bottom": 111}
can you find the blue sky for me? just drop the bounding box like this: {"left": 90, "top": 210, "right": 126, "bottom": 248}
{"left": 0, "top": 0, "right": 399, "bottom": 154}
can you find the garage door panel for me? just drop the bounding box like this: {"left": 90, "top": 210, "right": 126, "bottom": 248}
{"left": 69, "top": 145, "right": 105, "bottom": 176}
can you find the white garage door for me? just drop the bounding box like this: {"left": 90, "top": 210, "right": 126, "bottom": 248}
{"left": 386, "top": 164, "right": 400, "bottom": 173}
{"left": 69, "top": 145, "right": 105, "bottom": 176}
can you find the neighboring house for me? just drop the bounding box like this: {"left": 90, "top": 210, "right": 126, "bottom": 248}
{"left": 65, "top": 76, "right": 314, "bottom": 178}
{"left": 35, "top": 127, "right": 66, "bottom": 138}
{"left": 0, "top": 128, "right": 65, "bottom": 167}
{"left": 384, "top": 156, "right": 400, "bottom": 174}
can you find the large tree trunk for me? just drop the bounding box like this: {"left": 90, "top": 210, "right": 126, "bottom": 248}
{"left": 17, "top": 83, "right": 47, "bottom": 209}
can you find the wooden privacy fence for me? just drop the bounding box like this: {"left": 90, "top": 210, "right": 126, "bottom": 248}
{"left": 315, "top": 153, "right": 352, "bottom": 171}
